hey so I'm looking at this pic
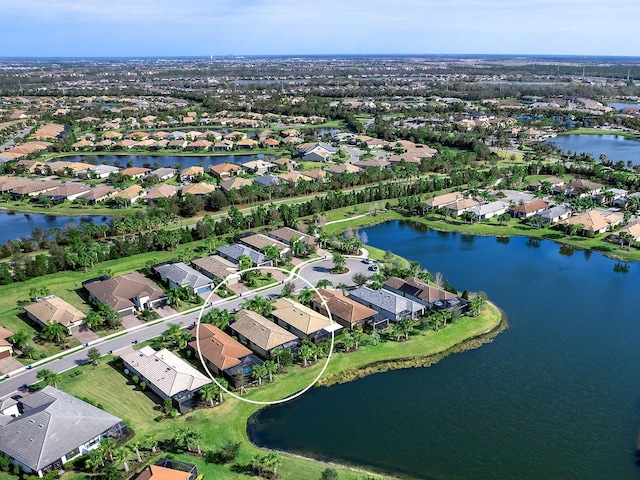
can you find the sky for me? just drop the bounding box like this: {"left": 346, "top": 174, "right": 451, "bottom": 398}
{"left": 0, "top": 0, "right": 639, "bottom": 57}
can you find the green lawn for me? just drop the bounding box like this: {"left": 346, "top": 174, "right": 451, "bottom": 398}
{"left": 558, "top": 128, "right": 639, "bottom": 139}
{"left": 45, "top": 304, "right": 502, "bottom": 480}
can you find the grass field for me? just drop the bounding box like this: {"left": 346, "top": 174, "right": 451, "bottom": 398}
{"left": 37, "top": 303, "right": 502, "bottom": 480}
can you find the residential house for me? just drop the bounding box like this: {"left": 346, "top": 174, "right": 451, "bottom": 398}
{"left": 312, "top": 288, "right": 380, "bottom": 330}
{"left": 509, "top": 199, "right": 549, "bottom": 219}
{"left": 326, "top": 163, "right": 361, "bottom": 176}
{"left": 241, "top": 159, "right": 275, "bottom": 176}
{"left": 145, "top": 184, "right": 178, "bottom": 202}
{"left": 85, "top": 164, "right": 120, "bottom": 179}
{"left": 236, "top": 139, "right": 259, "bottom": 150}
{"left": 83, "top": 272, "right": 166, "bottom": 316}
{"left": 187, "top": 139, "right": 213, "bottom": 151}
{"left": 554, "top": 179, "right": 604, "bottom": 198}
{"left": 468, "top": 200, "right": 509, "bottom": 221}
{"left": 271, "top": 297, "right": 340, "bottom": 343}
{"left": 189, "top": 324, "right": 262, "bottom": 385}
{"left": 382, "top": 277, "right": 466, "bottom": 312}
{"left": 120, "top": 346, "right": 210, "bottom": 413}
{"left": 39, "top": 183, "right": 92, "bottom": 203}
{"left": 230, "top": 309, "right": 300, "bottom": 359}
{"left": 236, "top": 233, "right": 288, "bottom": 257}
{"left": 296, "top": 142, "right": 336, "bottom": 162}
{"left": 191, "top": 255, "right": 239, "bottom": 285}
{"left": 120, "top": 167, "right": 150, "bottom": 180}
{"left": 111, "top": 185, "right": 146, "bottom": 204}
{"left": 180, "top": 183, "right": 216, "bottom": 196}
{"left": 560, "top": 210, "right": 623, "bottom": 234}
{"left": 9, "top": 180, "right": 61, "bottom": 199}
{"left": 535, "top": 204, "right": 573, "bottom": 224}
{"left": 349, "top": 286, "right": 424, "bottom": 321}
{"left": 302, "top": 169, "right": 329, "bottom": 183}
{"left": 220, "top": 177, "right": 253, "bottom": 193}
{"left": 210, "top": 163, "right": 242, "bottom": 179}
{"left": 0, "top": 386, "right": 127, "bottom": 477}
{"left": 24, "top": 295, "right": 86, "bottom": 329}
{"left": 253, "top": 174, "right": 283, "bottom": 189}
{"left": 610, "top": 222, "right": 640, "bottom": 244}
{"left": 151, "top": 167, "right": 177, "bottom": 181}
{"left": 446, "top": 198, "right": 481, "bottom": 216}
{"left": 82, "top": 185, "right": 116, "bottom": 204}
{"left": 153, "top": 261, "right": 213, "bottom": 295}
{"left": 213, "top": 140, "right": 234, "bottom": 151}
{"left": 0, "top": 327, "right": 13, "bottom": 359}
{"left": 217, "top": 244, "right": 272, "bottom": 267}
{"left": 277, "top": 171, "right": 312, "bottom": 186}
{"left": 528, "top": 176, "right": 565, "bottom": 191}
{"left": 268, "top": 226, "right": 317, "bottom": 249}
{"left": 273, "top": 157, "right": 298, "bottom": 171}
{"left": 180, "top": 166, "right": 204, "bottom": 182}
{"left": 425, "top": 191, "right": 464, "bottom": 209}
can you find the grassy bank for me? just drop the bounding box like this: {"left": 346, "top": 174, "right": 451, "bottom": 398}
{"left": 558, "top": 128, "right": 640, "bottom": 139}
{"left": 43, "top": 303, "right": 502, "bottom": 480}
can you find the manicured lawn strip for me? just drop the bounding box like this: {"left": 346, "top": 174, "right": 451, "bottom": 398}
{"left": 51, "top": 305, "right": 501, "bottom": 480}
{"left": 55, "top": 360, "right": 160, "bottom": 437}
{"left": 558, "top": 128, "right": 640, "bottom": 138}
{"left": 0, "top": 202, "right": 124, "bottom": 217}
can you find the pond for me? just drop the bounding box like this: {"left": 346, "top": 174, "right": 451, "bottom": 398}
{"left": 249, "top": 221, "right": 640, "bottom": 480}
{"left": 607, "top": 102, "right": 640, "bottom": 113}
{"left": 0, "top": 211, "right": 110, "bottom": 245}
{"left": 547, "top": 134, "right": 640, "bottom": 165}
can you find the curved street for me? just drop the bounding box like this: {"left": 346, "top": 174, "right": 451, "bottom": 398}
{"left": 0, "top": 256, "right": 373, "bottom": 399}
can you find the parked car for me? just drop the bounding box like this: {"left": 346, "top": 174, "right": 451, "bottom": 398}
{"left": 368, "top": 264, "right": 378, "bottom": 271}
{"left": 363, "top": 258, "right": 373, "bottom": 264}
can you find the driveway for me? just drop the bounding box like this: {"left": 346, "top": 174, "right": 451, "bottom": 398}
{"left": 0, "top": 356, "right": 23, "bottom": 375}
{"left": 120, "top": 315, "right": 143, "bottom": 329}
{"left": 69, "top": 324, "right": 100, "bottom": 344}
{"left": 296, "top": 257, "right": 374, "bottom": 289}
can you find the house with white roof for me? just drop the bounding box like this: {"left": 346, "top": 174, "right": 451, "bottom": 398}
{"left": 120, "top": 346, "right": 210, "bottom": 413}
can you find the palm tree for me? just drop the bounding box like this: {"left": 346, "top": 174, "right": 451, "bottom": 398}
{"left": 297, "top": 286, "right": 315, "bottom": 306}
{"left": 251, "top": 364, "right": 268, "bottom": 386}
{"left": 263, "top": 360, "right": 278, "bottom": 383}
{"left": 9, "top": 330, "right": 30, "bottom": 350}
{"left": 331, "top": 252, "right": 346, "bottom": 273}
{"left": 470, "top": 292, "right": 487, "bottom": 317}
{"left": 130, "top": 440, "right": 142, "bottom": 462}
{"left": 185, "top": 430, "right": 203, "bottom": 455}
{"left": 263, "top": 245, "right": 280, "bottom": 266}
{"left": 199, "top": 383, "right": 218, "bottom": 407}
{"left": 85, "top": 449, "right": 104, "bottom": 472}
{"left": 316, "top": 279, "right": 333, "bottom": 289}
{"left": 87, "top": 347, "right": 101, "bottom": 366}
{"left": 112, "top": 446, "right": 131, "bottom": 472}
{"left": 240, "top": 296, "right": 273, "bottom": 316}
{"left": 167, "top": 287, "right": 182, "bottom": 308}
{"left": 99, "top": 438, "right": 117, "bottom": 462}
{"left": 398, "top": 317, "right": 414, "bottom": 340}
{"left": 202, "top": 308, "right": 232, "bottom": 330}
{"left": 270, "top": 346, "right": 285, "bottom": 368}
{"left": 216, "top": 377, "right": 230, "bottom": 402}
{"left": 40, "top": 322, "right": 69, "bottom": 344}
{"left": 370, "top": 328, "right": 381, "bottom": 346}
{"left": 298, "top": 343, "right": 315, "bottom": 367}
{"left": 144, "top": 434, "right": 158, "bottom": 453}
{"left": 337, "top": 282, "right": 349, "bottom": 295}
{"left": 618, "top": 231, "right": 635, "bottom": 251}
{"left": 36, "top": 368, "right": 60, "bottom": 387}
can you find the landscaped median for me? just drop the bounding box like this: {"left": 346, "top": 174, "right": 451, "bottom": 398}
{"left": 45, "top": 302, "right": 504, "bottom": 480}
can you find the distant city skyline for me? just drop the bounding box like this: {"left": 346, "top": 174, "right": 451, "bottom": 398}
{"left": 1, "top": 0, "right": 638, "bottom": 58}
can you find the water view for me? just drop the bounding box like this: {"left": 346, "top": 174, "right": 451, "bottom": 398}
{"left": 250, "top": 221, "right": 640, "bottom": 480}
{"left": 608, "top": 102, "right": 640, "bottom": 112}
{"left": 0, "top": 211, "right": 110, "bottom": 245}
{"left": 548, "top": 134, "right": 640, "bottom": 165}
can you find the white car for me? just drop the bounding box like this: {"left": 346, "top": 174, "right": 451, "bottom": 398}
{"left": 363, "top": 258, "right": 373, "bottom": 264}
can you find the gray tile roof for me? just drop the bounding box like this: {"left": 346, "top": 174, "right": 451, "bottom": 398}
{"left": 191, "top": 255, "right": 238, "bottom": 281}
{"left": 349, "top": 286, "right": 424, "bottom": 317}
{"left": 0, "top": 386, "right": 123, "bottom": 473}
{"left": 217, "top": 244, "right": 268, "bottom": 265}
{"left": 153, "top": 262, "right": 212, "bottom": 290}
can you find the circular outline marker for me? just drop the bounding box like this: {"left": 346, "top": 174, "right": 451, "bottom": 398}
{"left": 194, "top": 265, "right": 336, "bottom": 405}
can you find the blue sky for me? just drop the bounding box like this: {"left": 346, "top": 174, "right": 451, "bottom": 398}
{"left": 1, "top": 0, "right": 638, "bottom": 57}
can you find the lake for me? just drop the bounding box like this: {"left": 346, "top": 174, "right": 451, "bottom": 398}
{"left": 547, "top": 134, "right": 640, "bottom": 165}
{"left": 0, "top": 211, "right": 110, "bottom": 245}
{"left": 249, "top": 221, "right": 640, "bottom": 480}
{"left": 62, "top": 153, "right": 275, "bottom": 169}
{"left": 608, "top": 102, "right": 640, "bottom": 113}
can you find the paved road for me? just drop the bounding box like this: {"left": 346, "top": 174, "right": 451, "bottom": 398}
{"left": 0, "top": 257, "right": 372, "bottom": 399}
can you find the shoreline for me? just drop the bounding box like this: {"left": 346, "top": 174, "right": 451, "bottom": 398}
{"left": 242, "top": 302, "right": 505, "bottom": 480}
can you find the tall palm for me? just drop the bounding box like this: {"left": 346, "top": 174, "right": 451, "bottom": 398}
{"left": 112, "top": 446, "right": 131, "bottom": 472}
{"left": 263, "top": 360, "right": 278, "bottom": 383}
{"left": 297, "top": 287, "right": 315, "bottom": 306}
{"left": 251, "top": 364, "right": 268, "bottom": 386}
{"left": 199, "top": 383, "right": 218, "bottom": 407}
